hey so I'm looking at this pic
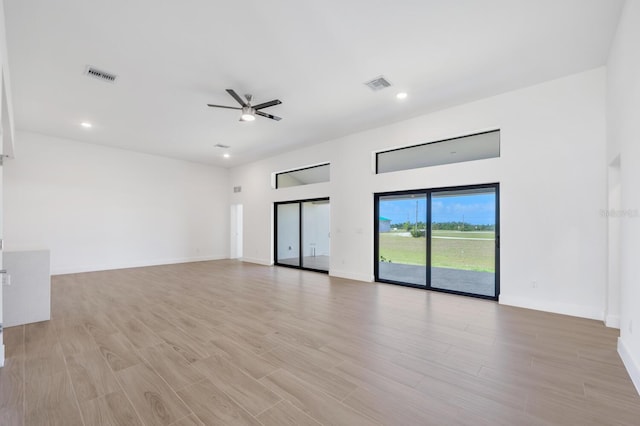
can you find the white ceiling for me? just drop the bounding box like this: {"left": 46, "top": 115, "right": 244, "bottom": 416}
{"left": 4, "top": 0, "right": 624, "bottom": 168}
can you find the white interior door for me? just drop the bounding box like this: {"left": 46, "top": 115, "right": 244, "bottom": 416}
{"left": 0, "top": 78, "right": 4, "bottom": 366}
{"left": 229, "top": 204, "right": 243, "bottom": 259}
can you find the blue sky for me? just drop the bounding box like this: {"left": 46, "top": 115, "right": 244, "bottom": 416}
{"left": 380, "top": 194, "right": 495, "bottom": 225}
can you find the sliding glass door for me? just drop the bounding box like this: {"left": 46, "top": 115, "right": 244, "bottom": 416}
{"left": 377, "top": 193, "right": 427, "bottom": 286}
{"left": 276, "top": 203, "right": 301, "bottom": 267}
{"left": 430, "top": 187, "right": 497, "bottom": 297}
{"left": 275, "top": 198, "right": 330, "bottom": 272}
{"left": 375, "top": 184, "right": 499, "bottom": 299}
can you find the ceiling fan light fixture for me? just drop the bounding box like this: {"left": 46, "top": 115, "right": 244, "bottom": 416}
{"left": 240, "top": 106, "right": 256, "bottom": 122}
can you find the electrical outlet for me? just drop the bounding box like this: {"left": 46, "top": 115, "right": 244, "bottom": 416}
{"left": 531, "top": 280, "right": 537, "bottom": 288}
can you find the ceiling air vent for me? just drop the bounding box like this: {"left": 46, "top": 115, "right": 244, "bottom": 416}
{"left": 85, "top": 65, "right": 117, "bottom": 83}
{"left": 214, "top": 144, "right": 230, "bottom": 149}
{"left": 364, "top": 76, "right": 392, "bottom": 91}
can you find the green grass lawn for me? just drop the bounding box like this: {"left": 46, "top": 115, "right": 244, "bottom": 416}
{"left": 431, "top": 230, "right": 494, "bottom": 239}
{"left": 379, "top": 232, "right": 496, "bottom": 272}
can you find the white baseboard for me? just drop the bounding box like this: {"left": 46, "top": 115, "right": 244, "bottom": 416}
{"left": 0, "top": 344, "right": 4, "bottom": 367}
{"left": 241, "top": 257, "right": 272, "bottom": 266}
{"left": 329, "top": 270, "right": 374, "bottom": 283}
{"left": 499, "top": 294, "right": 604, "bottom": 321}
{"left": 51, "top": 255, "right": 228, "bottom": 275}
{"left": 606, "top": 314, "right": 621, "bottom": 329}
{"left": 618, "top": 337, "right": 640, "bottom": 396}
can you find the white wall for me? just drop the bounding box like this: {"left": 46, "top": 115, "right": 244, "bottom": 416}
{"left": 0, "top": 0, "right": 15, "bottom": 367}
{"left": 231, "top": 67, "right": 608, "bottom": 320}
{"left": 607, "top": 0, "right": 640, "bottom": 394}
{"left": 4, "top": 131, "right": 229, "bottom": 274}
{"left": 0, "top": 0, "right": 15, "bottom": 157}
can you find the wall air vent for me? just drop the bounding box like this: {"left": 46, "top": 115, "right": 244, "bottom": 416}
{"left": 364, "top": 76, "right": 392, "bottom": 91}
{"left": 214, "top": 144, "right": 230, "bottom": 149}
{"left": 233, "top": 186, "right": 242, "bottom": 193}
{"left": 85, "top": 65, "right": 117, "bottom": 83}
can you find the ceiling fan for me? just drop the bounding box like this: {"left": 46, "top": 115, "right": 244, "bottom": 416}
{"left": 207, "top": 89, "right": 282, "bottom": 122}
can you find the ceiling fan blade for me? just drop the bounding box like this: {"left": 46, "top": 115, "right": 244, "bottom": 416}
{"left": 253, "top": 99, "right": 282, "bottom": 110}
{"left": 226, "top": 89, "right": 247, "bottom": 107}
{"left": 256, "top": 111, "right": 282, "bottom": 121}
{"left": 207, "top": 104, "right": 241, "bottom": 110}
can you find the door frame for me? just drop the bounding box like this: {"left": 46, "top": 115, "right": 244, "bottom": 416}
{"left": 274, "top": 197, "right": 330, "bottom": 274}
{"left": 374, "top": 183, "right": 500, "bottom": 300}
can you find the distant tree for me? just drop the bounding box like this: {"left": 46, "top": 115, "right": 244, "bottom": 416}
{"left": 431, "top": 222, "right": 495, "bottom": 231}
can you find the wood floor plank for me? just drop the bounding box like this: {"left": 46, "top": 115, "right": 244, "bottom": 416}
{"left": 139, "top": 343, "right": 206, "bottom": 391}
{"left": 24, "top": 321, "right": 59, "bottom": 359}
{"left": 24, "top": 370, "right": 83, "bottom": 425}
{"left": 208, "top": 335, "right": 279, "bottom": 379}
{"left": 66, "top": 348, "right": 121, "bottom": 402}
{"left": 191, "top": 353, "right": 281, "bottom": 415}
{"left": 261, "top": 339, "right": 344, "bottom": 372}
{"left": 25, "top": 404, "right": 84, "bottom": 426}
{"left": 111, "top": 315, "right": 164, "bottom": 350}
{"left": 332, "top": 360, "right": 462, "bottom": 424}
{"left": 260, "top": 369, "right": 380, "bottom": 426}
{"left": 5, "top": 260, "right": 639, "bottom": 425}
{"left": 80, "top": 391, "right": 144, "bottom": 426}
{"left": 177, "top": 379, "right": 262, "bottom": 426}
{"left": 93, "top": 331, "right": 143, "bottom": 372}
{"left": 157, "top": 328, "right": 211, "bottom": 363}
{"left": 3, "top": 326, "right": 25, "bottom": 359}
{"left": 57, "top": 323, "right": 99, "bottom": 356}
{"left": 321, "top": 340, "right": 424, "bottom": 388}
{"left": 256, "top": 400, "right": 322, "bottom": 426}
{"left": 82, "top": 311, "right": 119, "bottom": 338}
{"left": 0, "top": 406, "right": 24, "bottom": 426}
{"left": 23, "top": 342, "right": 66, "bottom": 378}
{"left": 116, "top": 362, "right": 190, "bottom": 425}
{"left": 0, "top": 357, "right": 24, "bottom": 423}
{"left": 135, "top": 308, "right": 176, "bottom": 333}
{"left": 169, "top": 414, "right": 204, "bottom": 426}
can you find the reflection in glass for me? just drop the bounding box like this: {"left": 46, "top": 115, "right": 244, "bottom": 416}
{"left": 302, "top": 200, "right": 330, "bottom": 271}
{"left": 276, "top": 203, "right": 300, "bottom": 267}
{"left": 377, "top": 130, "right": 500, "bottom": 174}
{"left": 276, "top": 164, "right": 330, "bottom": 188}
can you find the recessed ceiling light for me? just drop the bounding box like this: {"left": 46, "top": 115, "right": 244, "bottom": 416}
{"left": 223, "top": 153, "right": 230, "bottom": 158}
{"left": 80, "top": 122, "right": 92, "bottom": 128}
{"left": 396, "top": 92, "right": 408, "bottom": 100}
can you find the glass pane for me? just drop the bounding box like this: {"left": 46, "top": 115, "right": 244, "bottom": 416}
{"left": 276, "top": 203, "right": 300, "bottom": 267}
{"left": 302, "top": 200, "right": 330, "bottom": 271}
{"left": 430, "top": 188, "right": 496, "bottom": 297}
{"left": 276, "top": 164, "right": 330, "bottom": 188}
{"left": 377, "top": 130, "right": 500, "bottom": 174}
{"left": 377, "top": 194, "right": 427, "bottom": 286}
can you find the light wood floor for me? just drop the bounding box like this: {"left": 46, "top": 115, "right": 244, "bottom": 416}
{"left": 2, "top": 260, "right": 639, "bottom": 425}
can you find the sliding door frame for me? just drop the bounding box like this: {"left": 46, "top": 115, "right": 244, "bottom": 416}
{"left": 374, "top": 183, "right": 500, "bottom": 300}
{"left": 274, "top": 197, "right": 330, "bottom": 274}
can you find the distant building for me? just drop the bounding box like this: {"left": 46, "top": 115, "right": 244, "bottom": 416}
{"left": 379, "top": 217, "right": 391, "bottom": 232}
